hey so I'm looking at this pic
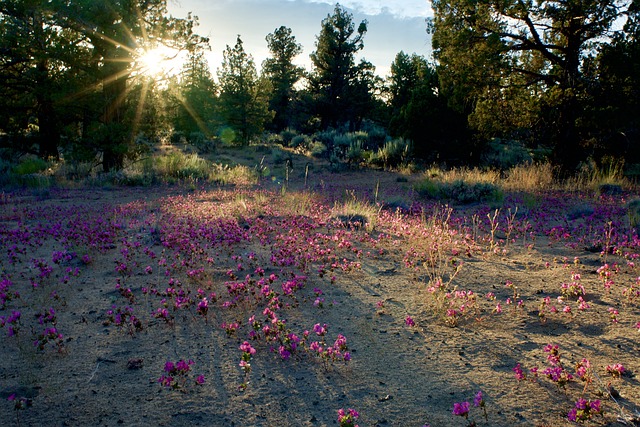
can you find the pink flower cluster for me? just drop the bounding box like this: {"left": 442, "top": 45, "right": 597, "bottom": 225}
{"left": 158, "top": 359, "right": 204, "bottom": 389}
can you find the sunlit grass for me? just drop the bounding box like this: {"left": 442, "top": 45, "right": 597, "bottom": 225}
{"left": 420, "top": 161, "right": 634, "bottom": 195}
{"left": 332, "top": 190, "right": 381, "bottom": 232}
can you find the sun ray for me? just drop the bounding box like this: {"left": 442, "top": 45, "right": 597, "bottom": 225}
{"left": 135, "top": 44, "right": 185, "bottom": 79}
{"left": 131, "top": 78, "right": 151, "bottom": 139}
{"left": 168, "top": 86, "right": 211, "bottom": 135}
{"left": 55, "top": 7, "right": 191, "bottom": 151}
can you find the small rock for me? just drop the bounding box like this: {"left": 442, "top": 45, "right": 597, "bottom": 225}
{"left": 127, "top": 358, "right": 144, "bottom": 370}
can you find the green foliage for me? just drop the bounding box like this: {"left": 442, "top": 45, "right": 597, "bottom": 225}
{"left": 280, "top": 128, "right": 298, "bottom": 147}
{"left": 431, "top": 0, "right": 634, "bottom": 170}
{"left": 290, "top": 135, "right": 311, "bottom": 150}
{"left": 415, "top": 178, "right": 503, "bottom": 205}
{"left": 360, "top": 122, "right": 388, "bottom": 149}
{"left": 0, "top": 0, "right": 208, "bottom": 170}
{"left": 387, "top": 52, "right": 471, "bottom": 164}
{"left": 414, "top": 179, "right": 441, "bottom": 199}
{"left": 219, "top": 127, "right": 237, "bottom": 145}
{"left": 263, "top": 27, "right": 304, "bottom": 132}
{"left": 308, "top": 4, "right": 372, "bottom": 129}
{"left": 590, "top": 30, "right": 640, "bottom": 163}
{"left": 154, "top": 152, "right": 210, "bottom": 180}
{"left": 332, "top": 191, "right": 381, "bottom": 232}
{"left": 189, "top": 132, "right": 215, "bottom": 153}
{"left": 12, "top": 157, "right": 49, "bottom": 175}
{"left": 217, "top": 36, "right": 273, "bottom": 145}
{"left": 309, "top": 141, "right": 328, "bottom": 158}
{"left": 374, "top": 138, "right": 413, "bottom": 169}
{"left": 171, "top": 132, "right": 187, "bottom": 145}
{"left": 481, "top": 139, "right": 534, "bottom": 169}
{"left": 171, "top": 50, "right": 218, "bottom": 136}
{"left": 345, "top": 141, "right": 365, "bottom": 165}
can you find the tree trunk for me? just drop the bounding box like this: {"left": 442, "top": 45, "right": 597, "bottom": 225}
{"left": 101, "top": 64, "right": 128, "bottom": 173}
{"left": 34, "top": 16, "right": 60, "bottom": 160}
{"left": 553, "top": 23, "right": 584, "bottom": 174}
{"left": 37, "top": 105, "right": 61, "bottom": 160}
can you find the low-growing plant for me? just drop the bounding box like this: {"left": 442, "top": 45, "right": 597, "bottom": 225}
{"left": 375, "top": 137, "right": 413, "bottom": 169}
{"left": 12, "top": 157, "right": 49, "bottom": 175}
{"left": 332, "top": 190, "right": 380, "bottom": 232}
{"left": 345, "top": 140, "right": 366, "bottom": 165}
{"left": 279, "top": 128, "right": 298, "bottom": 147}
{"left": 290, "top": 134, "right": 311, "bottom": 151}
{"left": 158, "top": 359, "right": 205, "bottom": 391}
{"left": 209, "top": 163, "right": 259, "bottom": 186}
{"left": 337, "top": 408, "right": 360, "bottom": 427}
{"left": 416, "top": 178, "right": 503, "bottom": 204}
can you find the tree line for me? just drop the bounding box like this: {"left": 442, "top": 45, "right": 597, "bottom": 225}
{"left": 1, "top": 1, "right": 638, "bottom": 174}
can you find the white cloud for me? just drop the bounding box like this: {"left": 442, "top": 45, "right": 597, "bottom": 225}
{"left": 304, "top": 0, "right": 431, "bottom": 18}
{"left": 167, "top": 0, "right": 432, "bottom": 78}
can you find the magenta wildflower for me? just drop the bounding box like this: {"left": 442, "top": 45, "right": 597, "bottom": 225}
{"left": 567, "top": 398, "right": 602, "bottom": 422}
{"left": 452, "top": 401, "right": 470, "bottom": 417}
{"left": 473, "top": 391, "right": 484, "bottom": 407}
{"left": 493, "top": 302, "right": 502, "bottom": 314}
{"left": 405, "top": 316, "right": 415, "bottom": 327}
{"left": 605, "top": 363, "right": 625, "bottom": 377}
{"left": 278, "top": 346, "right": 291, "bottom": 360}
{"left": 513, "top": 363, "right": 526, "bottom": 381}
{"left": 337, "top": 408, "right": 360, "bottom": 427}
{"left": 313, "top": 323, "right": 327, "bottom": 336}
{"left": 239, "top": 341, "right": 256, "bottom": 355}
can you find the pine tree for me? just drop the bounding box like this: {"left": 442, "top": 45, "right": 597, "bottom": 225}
{"left": 263, "top": 26, "right": 303, "bottom": 132}
{"left": 217, "top": 36, "right": 273, "bottom": 145}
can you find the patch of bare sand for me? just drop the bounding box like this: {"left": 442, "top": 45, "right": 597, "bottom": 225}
{"left": 0, "top": 185, "right": 639, "bottom": 427}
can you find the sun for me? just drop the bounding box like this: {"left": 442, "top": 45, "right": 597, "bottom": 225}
{"left": 135, "top": 45, "right": 184, "bottom": 79}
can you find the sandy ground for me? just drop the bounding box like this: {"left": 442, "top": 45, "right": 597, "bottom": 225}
{"left": 1, "top": 175, "right": 639, "bottom": 427}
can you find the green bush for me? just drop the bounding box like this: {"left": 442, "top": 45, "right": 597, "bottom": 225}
{"left": 170, "top": 131, "right": 186, "bottom": 145}
{"left": 441, "top": 180, "right": 503, "bottom": 204}
{"left": 414, "top": 179, "right": 440, "bottom": 199}
{"left": 481, "top": 138, "right": 533, "bottom": 169}
{"left": 312, "top": 129, "right": 339, "bottom": 147}
{"left": 310, "top": 141, "right": 328, "bottom": 158}
{"left": 189, "top": 132, "right": 214, "bottom": 153}
{"left": 12, "top": 157, "right": 49, "bottom": 175}
{"left": 376, "top": 138, "right": 413, "bottom": 169}
{"left": 415, "top": 179, "right": 503, "bottom": 204}
{"left": 333, "top": 134, "right": 352, "bottom": 154}
{"left": 290, "top": 134, "right": 311, "bottom": 150}
{"left": 280, "top": 128, "right": 298, "bottom": 147}
{"left": 346, "top": 140, "right": 365, "bottom": 165}
{"left": 361, "top": 123, "right": 388, "bottom": 149}
{"left": 264, "top": 133, "right": 283, "bottom": 146}
{"left": 0, "top": 156, "right": 13, "bottom": 175}
{"left": 156, "top": 152, "right": 210, "bottom": 180}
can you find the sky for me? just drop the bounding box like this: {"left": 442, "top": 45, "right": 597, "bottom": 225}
{"left": 165, "top": 0, "right": 434, "bottom": 79}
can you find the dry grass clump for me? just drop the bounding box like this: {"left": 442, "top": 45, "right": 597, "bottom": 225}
{"left": 421, "top": 161, "right": 635, "bottom": 195}
{"left": 502, "top": 162, "right": 557, "bottom": 191}
{"left": 332, "top": 190, "right": 381, "bottom": 232}
{"left": 426, "top": 166, "right": 500, "bottom": 185}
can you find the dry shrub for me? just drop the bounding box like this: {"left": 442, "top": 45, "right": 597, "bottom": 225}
{"left": 503, "top": 162, "right": 557, "bottom": 191}
{"left": 435, "top": 167, "right": 500, "bottom": 185}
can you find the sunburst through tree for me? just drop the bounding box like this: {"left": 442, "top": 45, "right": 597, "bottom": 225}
{"left": 0, "top": 0, "right": 208, "bottom": 171}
